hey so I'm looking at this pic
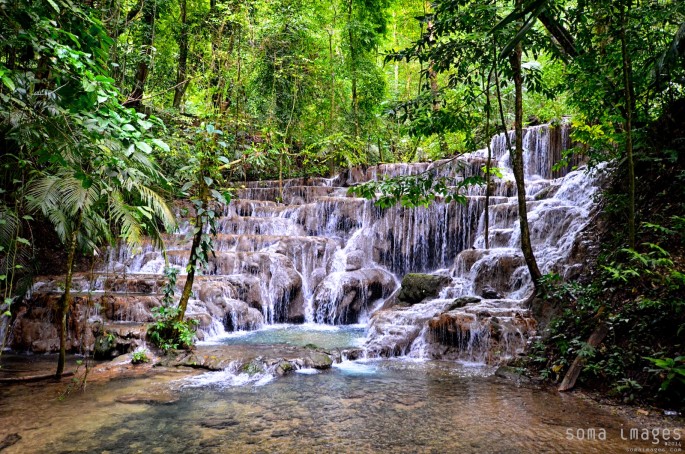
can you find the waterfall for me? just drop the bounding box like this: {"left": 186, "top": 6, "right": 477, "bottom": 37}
{"left": 15, "top": 122, "right": 601, "bottom": 363}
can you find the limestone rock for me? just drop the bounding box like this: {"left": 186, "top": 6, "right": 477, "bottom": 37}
{"left": 345, "top": 250, "right": 365, "bottom": 271}
{"left": 220, "top": 298, "right": 264, "bottom": 331}
{"left": 313, "top": 268, "right": 397, "bottom": 324}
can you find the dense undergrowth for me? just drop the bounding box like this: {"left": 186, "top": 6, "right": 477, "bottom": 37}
{"left": 526, "top": 101, "right": 685, "bottom": 409}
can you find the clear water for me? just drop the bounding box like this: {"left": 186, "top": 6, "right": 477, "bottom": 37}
{"left": 201, "top": 323, "right": 367, "bottom": 351}
{"left": 0, "top": 357, "right": 654, "bottom": 453}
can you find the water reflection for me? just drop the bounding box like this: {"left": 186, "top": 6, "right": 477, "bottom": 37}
{"left": 0, "top": 358, "right": 653, "bottom": 453}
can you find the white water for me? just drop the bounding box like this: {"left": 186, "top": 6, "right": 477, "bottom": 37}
{"left": 23, "top": 123, "right": 603, "bottom": 364}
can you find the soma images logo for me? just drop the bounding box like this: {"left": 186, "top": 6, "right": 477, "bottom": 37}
{"left": 565, "top": 426, "right": 683, "bottom": 447}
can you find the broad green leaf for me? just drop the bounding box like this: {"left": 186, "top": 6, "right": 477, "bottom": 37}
{"left": 152, "top": 139, "right": 170, "bottom": 152}
{"left": 1, "top": 75, "right": 15, "bottom": 92}
{"left": 135, "top": 141, "right": 153, "bottom": 154}
{"left": 47, "top": 0, "right": 61, "bottom": 13}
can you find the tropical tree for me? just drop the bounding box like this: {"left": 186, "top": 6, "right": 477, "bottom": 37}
{"left": 0, "top": 0, "right": 175, "bottom": 377}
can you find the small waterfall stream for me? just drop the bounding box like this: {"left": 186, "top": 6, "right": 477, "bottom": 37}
{"left": 14, "top": 123, "right": 602, "bottom": 363}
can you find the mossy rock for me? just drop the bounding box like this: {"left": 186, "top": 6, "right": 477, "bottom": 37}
{"left": 397, "top": 273, "right": 452, "bottom": 305}
{"left": 241, "top": 360, "right": 265, "bottom": 376}
{"left": 275, "top": 361, "right": 294, "bottom": 376}
{"left": 306, "top": 351, "right": 333, "bottom": 369}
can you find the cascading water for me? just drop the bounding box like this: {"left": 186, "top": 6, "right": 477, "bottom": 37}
{"left": 13, "top": 123, "right": 602, "bottom": 364}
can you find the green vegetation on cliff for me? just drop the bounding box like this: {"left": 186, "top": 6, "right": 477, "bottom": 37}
{"left": 0, "top": 0, "right": 683, "bottom": 407}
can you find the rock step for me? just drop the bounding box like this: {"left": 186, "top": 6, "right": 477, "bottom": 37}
{"left": 239, "top": 176, "right": 342, "bottom": 189}
{"left": 235, "top": 186, "right": 349, "bottom": 204}
{"left": 475, "top": 228, "right": 514, "bottom": 249}
{"left": 160, "top": 233, "right": 343, "bottom": 252}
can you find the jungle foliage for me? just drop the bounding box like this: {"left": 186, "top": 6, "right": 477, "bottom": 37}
{"left": 0, "top": 0, "right": 684, "bottom": 404}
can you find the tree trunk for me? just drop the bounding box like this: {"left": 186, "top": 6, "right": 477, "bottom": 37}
{"left": 176, "top": 179, "right": 208, "bottom": 321}
{"left": 424, "top": 4, "right": 447, "bottom": 154}
{"left": 620, "top": 3, "right": 635, "bottom": 249}
{"left": 509, "top": 31, "right": 542, "bottom": 289}
{"left": 55, "top": 211, "right": 82, "bottom": 379}
{"left": 172, "top": 0, "right": 189, "bottom": 108}
{"left": 484, "top": 71, "right": 493, "bottom": 250}
{"left": 348, "top": 0, "right": 359, "bottom": 137}
{"left": 537, "top": 11, "right": 577, "bottom": 59}
{"left": 328, "top": 29, "right": 337, "bottom": 176}
{"left": 125, "top": 0, "right": 155, "bottom": 108}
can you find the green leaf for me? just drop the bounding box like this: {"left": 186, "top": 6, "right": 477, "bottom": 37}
{"left": 47, "top": 0, "right": 61, "bottom": 13}
{"left": 151, "top": 139, "right": 170, "bottom": 152}
{"left": 135, "top": 141, "right": 152, "bottom": 154}
{"left": 1, "top": 75, "right": 15, "bottom": 92}
{"left": 122, "top": 124, "right": 136, "bottom": 132}
{"left": 137, "top": 206, "right": 153, "bottom": 220}
{"left": 203, "top": 176, "right": 213, "bottom": 186}
{"left": 16, "top": 237, "right": 31, "bottom": 246}
{"left": 210, "top": 189, "right": 226, "bottom": 203}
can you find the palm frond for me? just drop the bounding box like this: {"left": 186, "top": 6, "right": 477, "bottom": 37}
{"left": 58, "top": 175, "right": 98, "bottom": 215}
{"left": 108, "top": 191, "right": 144, "bottom": 247}
{"left": 26, "top": 174, "right": 63, "bottom": 218}
{"left": 135, "top": 183, "right": 177, "bottom": 233}
{"left": 0, "top": 203, "right": 19, "bottom": 249}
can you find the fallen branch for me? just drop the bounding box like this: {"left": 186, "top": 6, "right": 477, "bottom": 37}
{"left": 558, "top": 324, "right": 608, "bottom": 392}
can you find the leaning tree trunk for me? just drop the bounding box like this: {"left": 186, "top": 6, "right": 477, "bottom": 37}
{"left": 484, "top": 73, "right": 493, "bottom": 250}
{"left": 172, "top": 0, "right": 189, "bottom": 108}
{"left": 55, "top": 211, "right": 82, "bottom": 379}
{"left": 348, "top": 0, "right": 360, "bottom": 138}
{"left": 426, "top": 5, "right": 447, "bottom": 154}
{"left": 620, "top": 3, "right": 636, "bottom": 249}
{"left": 176, "top": 178, "right": 209, "bottom": 321}
{"left": 510, "top": 35, "right": 542, "bottom": 290}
